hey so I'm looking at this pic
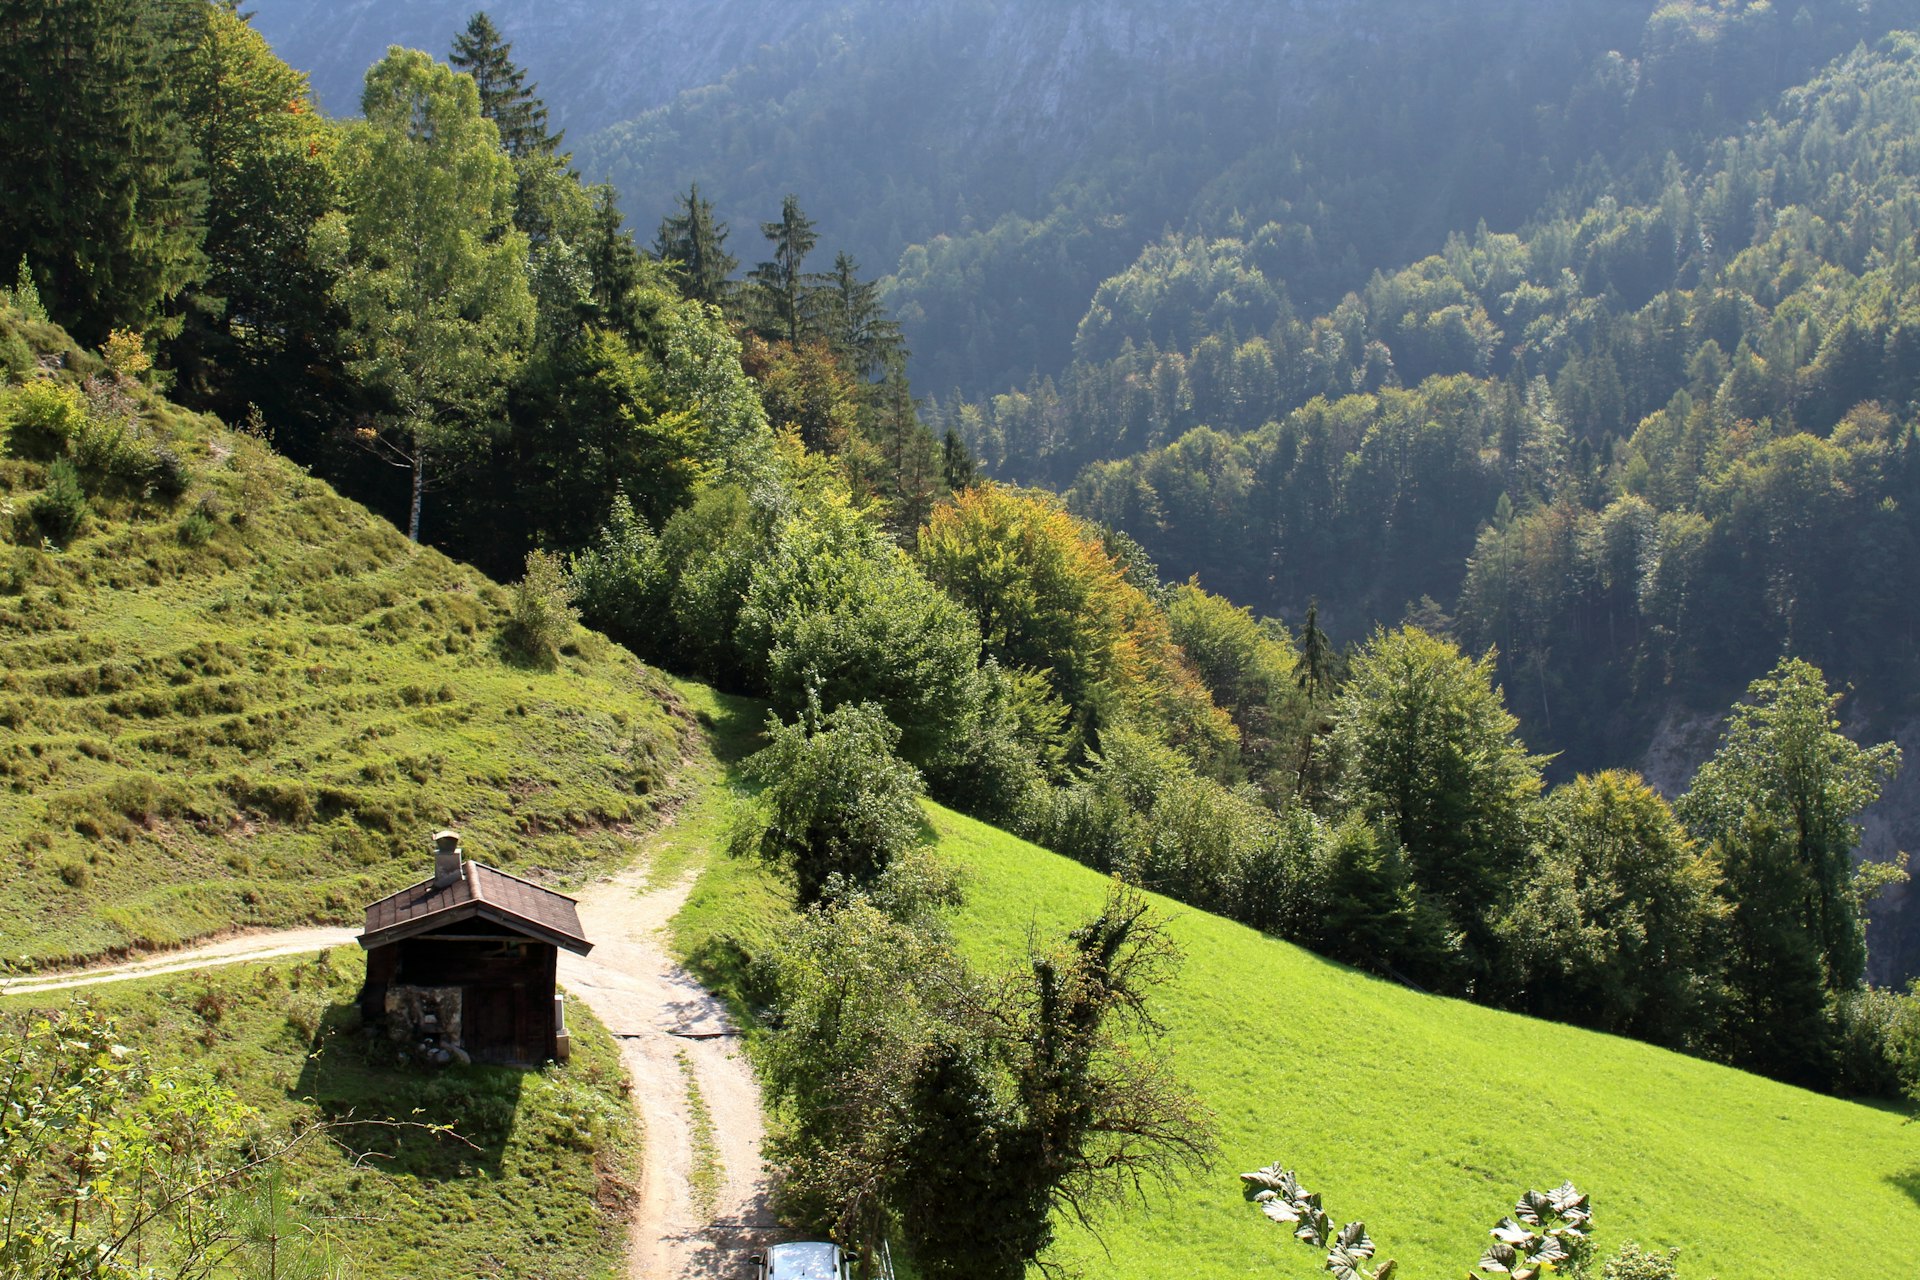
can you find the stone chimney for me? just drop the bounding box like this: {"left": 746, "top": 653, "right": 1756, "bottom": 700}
{"left": 432, "top": 829, "right": 464, "bottom": 889}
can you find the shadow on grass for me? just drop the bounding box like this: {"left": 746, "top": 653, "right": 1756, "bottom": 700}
{"left": 693, "top": 686, "right": 770, "bottom": 766}
{"left": 1889, "top": 1165, "right": 1920, "bottom": 1209}
{"left": 680, "top": 929, "right": 779, "bottom": 1022}
{"left": 293, "top": 1001, "right": 524, "bottom": 1179}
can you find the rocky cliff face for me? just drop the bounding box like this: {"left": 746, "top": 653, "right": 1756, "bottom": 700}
{"left": 242, "top": 0, "right": 845, "bottom": 128}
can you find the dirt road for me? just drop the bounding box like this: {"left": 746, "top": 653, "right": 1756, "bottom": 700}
{"left": 6, "top": 859, "right": 774, "bottom": 1279}
{"left": 2, "top": 926, "right": 360, "bottom": 996}
{"left": 562, "top": 863, "right": 776, "bottom": 1279}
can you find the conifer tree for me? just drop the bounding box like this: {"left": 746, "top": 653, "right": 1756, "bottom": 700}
{"left": 749, "top": 193, "right": 821, "bottom": 344}
{"left": 821, "top": 251, "right": 905, "bottom": 378}
{"left": 654, "top": 183, "right": 736, "bottom": 307}
{"left": 940, "top": 428, "right": 976, "bottom": 491}
{"left": 0, "top": 0, "right": 209, "bottom": 344}
{"left": 449, "top": 11, "right": 559, "bottom": 159}
{"left": 581, "top": 185, "right": 647, "bottom": 339}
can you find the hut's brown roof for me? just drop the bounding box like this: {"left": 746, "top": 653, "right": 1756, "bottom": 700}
{"left": 358, "top": 862, "right": 591, "bottom": 954}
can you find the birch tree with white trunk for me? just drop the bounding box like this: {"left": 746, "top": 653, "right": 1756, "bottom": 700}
{"left": 316, "top": 46, "right": 533, "bottom": 542}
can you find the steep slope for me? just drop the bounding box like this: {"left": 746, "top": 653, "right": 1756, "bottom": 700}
{"left": 933, "top": 804, "right": 1920, "bottom": 1278}
{"left": 675, "top": 798, "right": 1920, "bottom": 1278}
{"left": 0, "top": 308, "right": 688, "bottom": 967}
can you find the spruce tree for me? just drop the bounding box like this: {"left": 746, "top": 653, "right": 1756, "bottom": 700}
{"left": 581, "top": 185, "right": 647, "bottom": 339}
{"left": 654, "top": 183, "right": 736, "bottom": 307}
{"left": 0, "top": 0, "right": 209, "bottom": 344}
{"left": 449, "top": 11, "right": 559, "bottom": 159}
{"left": 748, "top": 193, "right": 821, "bottom": 344}
{"left": 940, "top": 428, "right": 976, "bottom": 491}
{"left": 821, "top": 251, "right": 904, "bottom": 378}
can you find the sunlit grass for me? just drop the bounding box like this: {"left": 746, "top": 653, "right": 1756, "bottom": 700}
{"left": 929, "top": 804, "right": 1920, "bottom": 1279}
{"left": 668, "top": 779, "right": 1920, "bottom": 1279}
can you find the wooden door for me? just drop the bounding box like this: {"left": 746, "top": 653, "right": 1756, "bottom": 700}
{"left": 463, "top": 983, "right": 525, "bottom": 1064}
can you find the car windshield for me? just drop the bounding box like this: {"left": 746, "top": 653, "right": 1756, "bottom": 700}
{"left": 768, "top": 1242, "right": 841, "bottom": 1280}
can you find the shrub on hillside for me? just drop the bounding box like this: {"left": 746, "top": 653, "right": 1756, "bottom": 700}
{"left": 918, "top": 660, "right": 1051, "bottom": 828}
{"left": 70, "top": 412, "right": 185, "bottom": 500}
{"left": 28, "top": 458, "right": 88, "bottom": 543}
{"left": 1234, "top": 804, "right": 1336, "bottom": 936}
{"left": 1313, "top": 818, "right": 1459, "bottom": 983}
{"left": 3, "top": 379, "right": 87, "bottom": 458}
{"left": 738, "top": 498, "right": 991, "bottom": 773}
{"left": 1603, "top": 1242, "right": 1683, "bottom": 1279}
{"left": 504, "top": 548, "right": 578, "bottom": 667}
{"left": 659, "top": 484, "right": 765, "bottom": 681}
{"left": 733, "top": 699, "right": 926, "bottom": 905}
{"left": 1829, "top": 985, "right": 1920, "bottom": 1099}
{"left": 569, "top": 491, "right": 666, "bottom": 648}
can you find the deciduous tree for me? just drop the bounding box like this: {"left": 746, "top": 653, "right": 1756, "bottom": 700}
{"left": 1332, "top": 626, "right": 1545, "bottom": 988}
{"left": 1508, "top": 770, "right": 1723, "bottom": 1047}
{"left": 318, "top": 47, "right": 534, "bottom": 542}
{"left": 173, "top": 4, "right": 336, "bottom": 415}
{"left": 735, "top": 699, "right": 927, "bottom": 906}
{"left": 1678, "top": 658, "right": 1902, "bottom": 1082}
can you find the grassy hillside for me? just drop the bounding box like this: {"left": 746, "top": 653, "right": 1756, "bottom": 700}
{"left": 675, "top": 787, "right": 1920, "bottom": 1278}
{"left": 0, "top": 949, "right": 638, "bottom": 1279}
{"left": 0, "top": 307, "right": 689, "bottom": 968}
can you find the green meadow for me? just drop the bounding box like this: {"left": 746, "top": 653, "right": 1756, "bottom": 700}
{"left": 675, "top": 785, "right": 1920, "bottom": 1279}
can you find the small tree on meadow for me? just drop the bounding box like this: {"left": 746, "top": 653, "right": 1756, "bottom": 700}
{"left": 736, "top": 699, "right": 926, "bottom": 905}
{"left": 505, "top": 548, "right": 577, "bottom": 666}
{"left": 1331, "top": 625, "right": 1545, "bottom": 990}
{"left": 1677, "top": 657, "right": 1902, "bottom": 1084}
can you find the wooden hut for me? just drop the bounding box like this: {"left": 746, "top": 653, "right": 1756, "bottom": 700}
{"left": 357, "top": 831, "right": 592, "bottom": 1066}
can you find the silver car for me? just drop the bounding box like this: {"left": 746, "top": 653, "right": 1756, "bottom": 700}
{"left": 748, "top": 1242, "right": 855, "bottom": 1280}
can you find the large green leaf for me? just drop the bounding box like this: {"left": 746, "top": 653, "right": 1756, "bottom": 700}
{"left": 1239, "top": 1161, "right": 1302, "bottom": 1200}
{"left": 1547, "top": 1181, "right": 1587, "bottom": 1216}
{"left": 1327, "top": 1246, "right": 1375, "bottom": 1280}
{"left": 1528, "top": 1235, "right": 1569, "bottom": 1266}
{"left": 1513, "top": 1189, "right": 1554, "bottom": 1226}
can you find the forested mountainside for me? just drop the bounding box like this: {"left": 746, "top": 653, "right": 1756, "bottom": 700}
{"left": 1040, "top": 46, "right": 1920, "bottom": 750}
{"left": 250, "top": 0, "right": 1920, "bottom": 405}
{"left": 581, "top": 0, "right": 1920, "bottom": 400}
{"left": 243, "top": 0, "right": 838, "bottom": 128}
{"left": 997, "top": 30, "right": 1920, "bottom": 979}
